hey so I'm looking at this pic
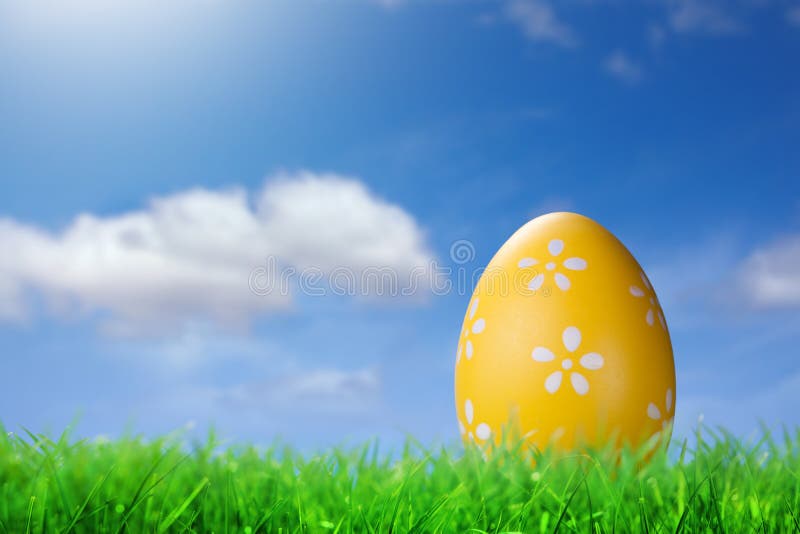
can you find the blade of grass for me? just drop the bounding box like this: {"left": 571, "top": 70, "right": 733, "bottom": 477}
{"left": 553, "top": 465, "right": 592, "bottom": 534}
{"left": 408, "top": 493, "right": 450, "bottom": 534}
{"left": 24, "top": 496, "right": 35, "bottom": 534}
{"left": 115, "top": 453, "right": 189, "bottom": 534}
{"left": 784, "top": 498, "right": 800, "bottom": 532}
{"left": 252, "top": 498, "right": 286, "bottom": 533}
{"left": 157, "top": 477, "right": 209, "bottom": 534}
{"left": 62, "top": 466, "right": 114, "bottom": 533}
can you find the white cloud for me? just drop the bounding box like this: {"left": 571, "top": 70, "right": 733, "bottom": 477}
{"left": 641, "top": 229, "right": 800, "bottom": 325}
{"left": 603, "top": 50, "right": 643, "bottom": 84}
{"left": 0, "top": 275, "right": 26, "bottom": 323}
{"left": 117, "top": 324, "right": 275, "bottom": 372}
{"left": 220, "top": 367, "right": 382, "bottom": 415}
{"left": 505, "top": 0, "right": 579, "bottom": 47}
{"left": 133, "top": 365, "right": 385, "bottom": 439}
{"left": 668, "top": 0, "right": 741, "bottom": 35}
{"left": 737, "top": 234, "right": 800, "bottom": 309}
{"left": 0, "top": 171, "right": 434, "bottom": 335}
{"left": 257, "top": 173, "right": 431, "bottom": 272}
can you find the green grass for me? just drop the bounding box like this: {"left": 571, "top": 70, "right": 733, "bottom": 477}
{"left": 1, "top": 424, "right": 798, "bottom": 533}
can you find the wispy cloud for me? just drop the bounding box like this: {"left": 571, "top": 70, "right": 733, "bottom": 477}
{"left": 645, "top": 228, "right": 800, "bottom": 321}
{"left": 787, "top": 6, "right": 800, "bottom": 27}
{"left": 603, "top": 50, "right": 643, "bottom": 84}
{"left": 647, "top": 23, "right": 667, "bottom": 48}
{"left": 220, "top": 367, "right": 382, "bottom": 416}
{"left": 644, "top": 232, "right": 741, "bottom": 330}
{"left": 676, "top": 368, "right": 800, "bottom": 440}
{"left": 505, "top": 0, "right": 579, "bottom": 47}
{"left": 736, "top": 234, "right": 800, "bottom": 309}
{"left": 642, "top": 231, "right": 800, "bottom": 438}
{"left": 0, "top": 172, "right": 434, "bottom": 336}
{"left": 667, "top": 0, "right": 741, "bottom": 35}
{"left": 0, "top": 276, "right": 25, "bottom": 323}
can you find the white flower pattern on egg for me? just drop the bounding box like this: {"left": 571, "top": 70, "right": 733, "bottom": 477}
{"left": 531, "top": 326, "right": 604, "bottom": 396}
{"left": 518, "top": 239, "right": 587, "bottom": 293}
{"left": 455, "top": 213, "right": 677, "bottom": 453}
{"left": 630, "top": 271, "right": 666, "bottom": 330}
{"left": 645, "top": 388, "right": 675, "bottom": 445}
{"left": 647, "top": 388, "right": 674, "bottom": 429}
{"left": 460, "top": 398, "right": 492, "bottom": 442}
{"left": 456, "top": 298, "right": 486, "bottom": 363}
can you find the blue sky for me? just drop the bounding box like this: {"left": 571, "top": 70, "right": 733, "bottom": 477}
{"left": 1, "top": 0, "right": 799, "bottom": 449}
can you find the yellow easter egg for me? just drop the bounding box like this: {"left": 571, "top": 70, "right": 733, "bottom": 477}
{"left": 454, "top": 212, "right": 675, "bottom": 452}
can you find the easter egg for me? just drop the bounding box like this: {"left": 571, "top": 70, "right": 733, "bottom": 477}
{"left": 454, "top": 212, "right": 675, "bottom": 452}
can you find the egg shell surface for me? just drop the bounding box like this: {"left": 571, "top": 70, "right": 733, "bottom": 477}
{"left": 454, "top": 212, "right": 675, "bottom": 451}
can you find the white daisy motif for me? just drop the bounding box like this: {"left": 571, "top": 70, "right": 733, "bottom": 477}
{"left": 645, "top": 388, "right": 675, "bottom": 448}
{"left": 531, "top": 326, "right": 604, "bottom": 396}
{"left": 647, "top": 388, "right": 675, "bottom": 430}
{"left": 459, "top": 398, "right": 492, "bottom": 442}
{"left": 518, "top": 239, "right": 587, "bottom": 293}
{"left": 456, "top": 298, "right": 486, "bottom": 363}
{"left": 629, "top": 272, "right": 666, "bottom": 330}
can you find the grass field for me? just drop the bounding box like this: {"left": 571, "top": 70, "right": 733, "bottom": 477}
{"left": 1, "top": 425, "right": 798, "bottom": 533}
